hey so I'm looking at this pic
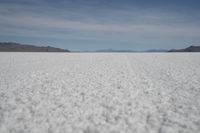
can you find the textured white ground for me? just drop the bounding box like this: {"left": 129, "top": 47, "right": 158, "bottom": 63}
{"left": 0, "top": 53, "right": 200, "bottom": 133}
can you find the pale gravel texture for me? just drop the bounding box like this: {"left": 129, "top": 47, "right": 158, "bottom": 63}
{"left": 0, "top": 53, "right": 200, "bottom": 133}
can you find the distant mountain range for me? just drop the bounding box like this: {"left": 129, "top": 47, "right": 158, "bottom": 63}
{"left": 95, "top": 49, "right": 137, "bottom": 53}
{"left": 169, "top": 46, "right": 200, "bottom": 52}
{"left": 0, "top": 42, "right": 70, "bottom": 52}
{"left": 145, "top": 49, "right": 168, "bottom": 52}
{"left": 1, "top": 42, "right": 200, "bottom": 53}
{"left": 84, "top": 49, "right": 168, "bottom": 53}
{"left": 87, "top": 46, "right": 200, "bottom": 53}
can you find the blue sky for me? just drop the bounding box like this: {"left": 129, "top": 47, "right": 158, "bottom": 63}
{"left": 0, "top": 0, "right": 200, "bottom": 51}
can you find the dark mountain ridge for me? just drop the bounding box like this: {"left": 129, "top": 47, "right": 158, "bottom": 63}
{"left": 169, "top": 46, "right": 200, "bottom": 52}
{"left": 0, "top": 42, "right": 70, "bottom": 52}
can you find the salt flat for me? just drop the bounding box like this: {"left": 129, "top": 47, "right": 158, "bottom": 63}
{"left": 0, "top": 53, "right": 200, "bottom": 133}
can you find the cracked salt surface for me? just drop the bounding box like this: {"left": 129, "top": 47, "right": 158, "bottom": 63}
{"left": 0, "top": 53, "right": 200, "bottom": 133}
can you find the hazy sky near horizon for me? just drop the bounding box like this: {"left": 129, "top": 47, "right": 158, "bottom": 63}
{"left": 0, "top": 0, "right": 200, "bottom": 51}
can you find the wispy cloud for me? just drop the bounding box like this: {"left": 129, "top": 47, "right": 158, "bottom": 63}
{"left": 1, "top": 11, "right": 199, "bottom": 36}
{"left": 0, "top": 0, "right": 200, "bottom": 50}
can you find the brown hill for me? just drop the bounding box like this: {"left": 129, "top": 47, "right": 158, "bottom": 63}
{"left": 0, "top": 42, "right": 70, "bottom": 52}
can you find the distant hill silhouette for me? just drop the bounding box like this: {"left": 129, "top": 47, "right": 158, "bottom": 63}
{"left": 145, "top": 49, "right": 168, "bottom": 52}
{"left": 88, "top": 49, "right": 167, "bottom": 53}
{"left": 95, "top": 49, "right": 137, "bottom": 52}
{"left": 169, "top": 46, "right": 200, "bottom": 52}
{"left": 0, "top": 42, "right": 70, "bottom": 52}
